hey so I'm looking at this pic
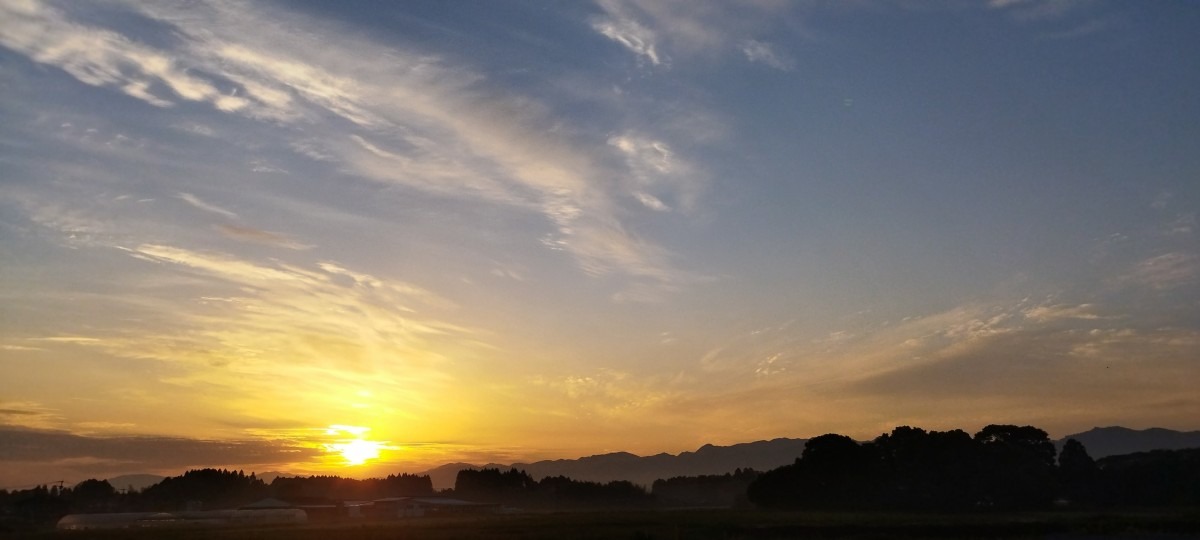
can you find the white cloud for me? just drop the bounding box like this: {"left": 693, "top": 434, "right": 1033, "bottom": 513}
{"left": 592, "top": 15, "right": 663, "bottom": 66}
{"left": 590, "top": 0, "right": 793, "bottom": 67}
{"left": 634, "top": 192, "right": 670, "bottom": 212}
{"left": 177, "top": 193, "right": 237, "bottom": 220}
{"left": 740, "top": 40, "right": 793, "bottom": 71}
{"left": 609, "top": 133, "right": 701, "bottom": 213}
{"left": 0, "top": 1, "right": 223, "bottom": 109}
{"left": 2, "top": 0, "right": 697, "bottom": 291}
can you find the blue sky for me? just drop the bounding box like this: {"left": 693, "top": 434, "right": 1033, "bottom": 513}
{"left": 1, "top": 0, "right": 1198, "bottom": 486}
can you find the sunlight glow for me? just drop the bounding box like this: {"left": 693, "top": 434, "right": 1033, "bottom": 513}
{"left": 323, "top": 425, "right": 389, "bottom": 466}
{"left": 331, "top": 438, "right": 384, "bottom": 465}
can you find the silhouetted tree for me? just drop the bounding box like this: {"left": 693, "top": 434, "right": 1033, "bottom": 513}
{"left": 1058, "top": 438, "right": 1099, "bottom": 504}
{"left": 68, "top": 479, "right": 117, "bottom": 512}
{"left": 454, "top": 468, "right": 536, "bottom": 502}
{"left": 1094, "top": 448, "right": 1200, "bottom": 507}
{"left": 747, "top": 433, "right": 877, "bottom": 509}
{"left": 652, "top": 469, "right": 758, "bottom": 508}
{"left": 139, "top": 468, "right": 267, "bottom": 510}
{"left": 973, "top": 425, "right": 1057, "bottom": 509}
{"left": 873, "top": 427, "right": 978, "bottom": 510}
{"left": 270, "top": 473, "right": 433, "bottom": 502}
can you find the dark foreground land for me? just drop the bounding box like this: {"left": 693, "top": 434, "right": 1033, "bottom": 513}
{"left": 8, "top": 509, "right": 1200, "bottom": 540}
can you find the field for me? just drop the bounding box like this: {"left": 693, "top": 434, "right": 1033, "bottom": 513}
{"left": 9, "top": 509, "right": 1200, "bottom": 540}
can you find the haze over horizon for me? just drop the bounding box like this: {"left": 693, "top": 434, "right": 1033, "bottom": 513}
{"left": 2, "top": 0, "right": 1198, "bottom": 489}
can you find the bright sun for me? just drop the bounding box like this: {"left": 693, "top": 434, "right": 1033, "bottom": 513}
{"left": 333, "top": 439, "right": 383, "bottom": 466}
{"left": 323, "top": 425, "right": 387, "bottom": 466}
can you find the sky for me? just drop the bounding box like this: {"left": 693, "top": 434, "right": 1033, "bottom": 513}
{"left": 1, "top": 0, "right": 1198, "bottom": 489}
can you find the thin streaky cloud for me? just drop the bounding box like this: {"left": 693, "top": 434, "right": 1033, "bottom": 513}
{"left": 178, "top": 193, "right": 237, "bottom": 220}
{"left": 216, "top": 224, "right": 312, "bottom": 250}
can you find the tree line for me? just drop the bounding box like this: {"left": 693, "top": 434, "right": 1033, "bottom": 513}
{"left": 747, "top": 424, "right": 1200, "bottom": 510}
{"left": 0, "top": 469, "right": 433, "bottom": 530}
{"left": 454, "top": 468, "right": 652, "bottom": 508}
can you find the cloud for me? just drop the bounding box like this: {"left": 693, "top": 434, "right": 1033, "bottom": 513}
{"left": 0, "top": 1, "right": 228, "bottom": 110}
{"left": 987, "top": 0, "right": 1087, "bottom": 21}
{"left": 740, "top": 40, "right": 793, "bottom": 70}
{"left": 528, "top": 369, "right": 673, "bottom": 420}
{"left": 609, "top": 133, "right": 701, "bottom": 213}
{"left": 216, "top": 224, "right": 311, "bottom": 250}
{"left": 89, "top": 243, "right": 474, "bottom": 420}
{"left": 1021, "top": 303, "right": 1104, "bottom": 322}
{"left": 655, "top": 296, "right": 1200, "bottom": 440}
{"left": 1125, "top": 252, "right": 1199, "bottom": 290}
{"left": 178, "top": 193, "right": 237, "bottom": 220}
{"left": 1164, "top": 213, "right": 1195, "bottom": 236}
{"left": 0, "top": 401, "right": 62, "bottom": 430}
{"left": 592, "top": 8, "right": 664, "bottom": 66}
{"left": 849, "top": 325, "right": 1200, "bottom": 413}
{"left": 590, "top": 0, "right": 794, "bottom": 67}
{"left": 0, "top": 426, "right": 320, "bottom": 482}
{"left": 2, "top": 0, "right": 697, "bottom": 291}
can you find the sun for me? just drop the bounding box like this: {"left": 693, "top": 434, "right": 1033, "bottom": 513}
{"left": 332, "top": 439, "right": 383, "bottom": 466}
{"left": 322, "top": 425, "right": 388, "bottom": 466}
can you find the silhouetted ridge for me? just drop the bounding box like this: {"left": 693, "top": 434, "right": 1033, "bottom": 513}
{"left": 1059, "top": 426, "right": 1200, "bottom": 458}
{"left": 419, "top": 438, "right": 809, "bottom": 489}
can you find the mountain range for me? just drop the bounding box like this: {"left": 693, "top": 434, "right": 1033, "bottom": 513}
{"left": 1059, "top": 426, "right": 1200, "bottom": 459}
{"left": 420, "top": 437, "right": 810, "bottom": 490}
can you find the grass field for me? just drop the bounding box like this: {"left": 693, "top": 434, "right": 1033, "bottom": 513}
{"left": 12, "top": 508, "right": 1200, "bottom": 540}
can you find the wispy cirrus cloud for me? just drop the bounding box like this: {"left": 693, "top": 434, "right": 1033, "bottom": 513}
{"left": 608, "top": 133, "right": 701, "bottom": 213}
{"left": 216, "top": 224, "right": 311, "bottom": 250}
{"left": 1125, "top": 252, "right": 1199, "bottom": 290}
{"left": 647, "top": 294, "right": 1200, "bottom": 440}
{"left": 178, "top": 192, "right": 237, "bottom": 220}
{"left": 590, "top": 0, "right": 795, "bottom": 68}
{"left": 1, "top": 0, "right": 697, "bottom": 292}
{"left": 10, "top": 240, "right": 486, "bottom": 450}
{"left": 1021, "top": 302, "right": 1105, "bottom": 322}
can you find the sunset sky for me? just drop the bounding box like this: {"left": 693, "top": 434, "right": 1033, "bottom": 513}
{"left": 1, "top": 0, "right": 1198, "bottom": 489}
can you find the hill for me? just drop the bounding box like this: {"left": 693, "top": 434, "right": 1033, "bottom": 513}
{"left": 419, "top": 438, "right": 808, "bottom": 490}
{"left": 1059, "top": 426, "right": 1200, "bottom": 458}
{"left": 104, "top": 474, "right": 165, "bottom": 492}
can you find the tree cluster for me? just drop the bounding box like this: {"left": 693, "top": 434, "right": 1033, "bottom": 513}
{"left": 0, "top": 468, "right": 434, "bottom": 530}
{"left": 453, "top": 468, "right": 652, "bottom": 508}
{"left": 652, "top": 468, "right": 759, "bottom": 508}
{"left": 747, "top": 424, "right": 1200, "bottom": 511}
{"left": 271, "top": 473, "right": 433, "bottom": 503}
{"left": 139, "top": 468, "right": 268, "bottom": 511}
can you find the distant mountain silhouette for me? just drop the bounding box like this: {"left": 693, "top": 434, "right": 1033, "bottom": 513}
{"left": 419, "top": 438, "right": 809, "bottom": 489}
{"left": 1058, "top": 426, "right": 1200, "bottom": 458}
{"left": 104, "top": 474, "right": 164, "bottom": 492}
{"left": 253, "top": 471, "right": 297, "bottom": 484}
{"left": 421, "top": 462, "right": 485, "bottom": 492}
